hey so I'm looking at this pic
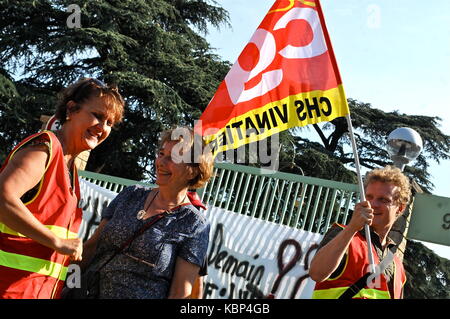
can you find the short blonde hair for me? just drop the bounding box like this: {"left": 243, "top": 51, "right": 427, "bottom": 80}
{"left": 159, "top": 127, "right": 214, "bottom": 189}
{"left": 364, "top": 165, "right": 411, "bottom": 206}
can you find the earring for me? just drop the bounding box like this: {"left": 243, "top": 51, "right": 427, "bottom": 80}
{"left": 66, "top": 115, "right": 70, "bottom": 121}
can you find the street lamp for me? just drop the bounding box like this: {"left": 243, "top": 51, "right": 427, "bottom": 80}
{"left": 386, "top": 128, "right": 424, "bottom": 263}
{"left": 387, "top": 127, "right": 423, "bottom": 171}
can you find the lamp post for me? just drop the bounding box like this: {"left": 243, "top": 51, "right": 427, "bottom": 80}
{"left": 386, "top": 127, "right": 424, "bottom": 261}
{"left": 387, "top": 127, "right": 423, "bottom": 171}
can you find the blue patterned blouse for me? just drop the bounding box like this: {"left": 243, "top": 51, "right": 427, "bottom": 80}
{"left": 90, "top": 185, "right": 210, "bottom": 299}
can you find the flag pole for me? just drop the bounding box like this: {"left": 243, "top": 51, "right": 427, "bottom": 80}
{"left": 345, "top": 114, "right": 376, "bottom": 274}
{"left": 318, "top": 0, "right": 375, "bottom": 273}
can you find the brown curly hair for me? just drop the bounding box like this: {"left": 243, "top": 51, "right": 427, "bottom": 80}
{"left": 55, "top": 78, "right": 125, "bottom": 125}
{"left": 364, "top": 165, "right": 411, "bottom": 206}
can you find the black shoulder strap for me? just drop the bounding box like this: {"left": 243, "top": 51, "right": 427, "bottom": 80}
{"left": 338, "top": 272, "right": 372, "bottom": 299}
{"left": 97, "top": 212, "right": 168, "bottom": 271}
{"left": 338, "top": 245, "right": 399, "bottom": 299}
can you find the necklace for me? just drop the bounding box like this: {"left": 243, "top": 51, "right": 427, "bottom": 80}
{"left": 136, "top": 190, "right": 189, "bottom": 220}
{"left": 137, "top": 190, "right": 159, "bottom": 220}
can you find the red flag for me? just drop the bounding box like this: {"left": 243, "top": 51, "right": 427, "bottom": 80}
{"left": 196, "top": 0, "right": 350, "bottom": 155}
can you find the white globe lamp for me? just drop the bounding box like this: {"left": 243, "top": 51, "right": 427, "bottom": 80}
{"left": 387, "top": 127, "right": 423, "bottom": 171}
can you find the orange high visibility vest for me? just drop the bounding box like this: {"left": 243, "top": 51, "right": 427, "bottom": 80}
{"left": 312, "top": 224, "right": 406, "bottom": 299}
{"left": 0, "top": 131, "right": 82, "bottom": 299}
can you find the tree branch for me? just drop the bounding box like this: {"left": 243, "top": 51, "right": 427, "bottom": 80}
{"left": 313, "top": 124, "right": 329, "bottom": 149}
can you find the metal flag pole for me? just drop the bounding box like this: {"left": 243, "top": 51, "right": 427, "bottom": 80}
{"left": 345, "top": 114, "right": 376, "bottom": 274}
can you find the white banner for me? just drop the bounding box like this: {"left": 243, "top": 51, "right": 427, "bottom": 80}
{"left": 78, "top": 179, "right": 322, "bottom": 299}
{"left": 204, "top": 207, "right": 322, "bottom": 299}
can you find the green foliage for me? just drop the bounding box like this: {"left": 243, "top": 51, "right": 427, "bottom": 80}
{"left": 0, "top": 70, "right": 56, "bottom": 160}
{"left": 280, "top": 98, "right": 450, "bottom": 192}
{"left": 278, "top": 131, "right": 358, "bottom": 184}
{"left": 0, "top": 0, "right": 230, "bottom": 180}
{"left": 404, "top": 240, "right": 450, "bottom": 299}
{"left": 343, "top": 99, "right": 449, "bottom": 191}
{"left": 0, "top": 0, "right": 448, "bottom": 299}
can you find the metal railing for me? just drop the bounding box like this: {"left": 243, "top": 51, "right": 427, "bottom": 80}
{"left": 78, "top": 170, "right": 154, "bottom": 193}
{"left": 79, "top": 162, "right": 360, "bottom": 235}
{"left": 200, "top": 163, "right": 359, "bottom": 234}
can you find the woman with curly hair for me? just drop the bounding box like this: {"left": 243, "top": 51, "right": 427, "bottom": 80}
{"left": 0, "top": 78, "right": 125, "bottom": 299}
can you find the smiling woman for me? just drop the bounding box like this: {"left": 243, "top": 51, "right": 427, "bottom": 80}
{"left": 157, "top": 127, "right": 214, "bottom": 190}
{"left": 53, "top": 78, "right": 125, "bottom": 165}
{"left": 78, "top": 126, "right": 215, "bottom": 299}
{"left": 0, "top": 78, "right": 125, "bottom": 299}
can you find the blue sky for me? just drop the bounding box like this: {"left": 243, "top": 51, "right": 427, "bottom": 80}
{"left": 205, "top": 0, "right": 450, "bottom": 259}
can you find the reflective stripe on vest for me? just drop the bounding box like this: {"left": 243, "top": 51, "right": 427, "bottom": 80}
{"left": 312, "top": 224, "right": 406, "bottom": 299}
{"left": 0, "top": 131, "right": 81, "bottom": 298}
{"left": 312, "top": 287, "right": 390, "bottom": 299}
{"left": 0, "top": 250, "right": 68, "bottom": 280}
{"left": 0, "top": 223, "right": 78, "bottom": 239}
